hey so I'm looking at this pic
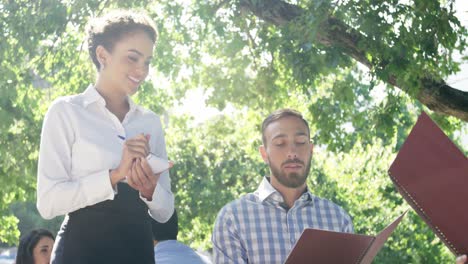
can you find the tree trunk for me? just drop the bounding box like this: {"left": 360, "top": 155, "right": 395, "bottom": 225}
{"left": 239, "top": 0, "right": 468, "bottom": 122}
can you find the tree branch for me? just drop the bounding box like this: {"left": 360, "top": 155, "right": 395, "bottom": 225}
{"left": 239, "top": 0, "right": 468, "bottom": 121}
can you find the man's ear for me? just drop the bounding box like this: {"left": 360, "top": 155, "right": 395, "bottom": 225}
{"left": 259, "top": 145, "right": 268, "bottom": 164}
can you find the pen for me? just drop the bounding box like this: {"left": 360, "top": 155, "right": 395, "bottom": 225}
{"left": 117, "top": 134, "right": 154, "bottom": 157}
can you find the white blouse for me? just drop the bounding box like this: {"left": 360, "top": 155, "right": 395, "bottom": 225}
{"left": 36, "top": 85, "right": 174, "bottom": 222}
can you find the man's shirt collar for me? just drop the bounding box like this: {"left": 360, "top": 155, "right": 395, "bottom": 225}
{"left": 255, "top": 176, "right": 313, "bottom": 204}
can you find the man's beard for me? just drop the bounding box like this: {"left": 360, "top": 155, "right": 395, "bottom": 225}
{"left": 268, "top": 156, "right": 312, "bottom": 188}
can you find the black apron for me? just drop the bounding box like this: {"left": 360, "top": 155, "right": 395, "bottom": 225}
{"left": 52, "top": 182, "right": 155, "bottom": 264}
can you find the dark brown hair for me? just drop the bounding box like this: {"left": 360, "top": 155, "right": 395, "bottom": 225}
{"left": 15, "top": 229, "right": 55, "bottom": 264}
{"left": 261, "top": 108, "right": 310, "bottom": 146}
{"left": 86, "top": 9, "right": 158, "bottom": 70}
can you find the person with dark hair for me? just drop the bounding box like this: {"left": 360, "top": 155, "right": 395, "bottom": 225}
{"left": 212, "top": 108, "right": 354, "bottom": 263}
{"left": 15, "top": 229, "right": 55, "bottom": 264}
{"left": 152, "top": 211, "right": 212, "bottom": 264}
{"left": 36, "top": 9, "right": 173, "bottom": 264}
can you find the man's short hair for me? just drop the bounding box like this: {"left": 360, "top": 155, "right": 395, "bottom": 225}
{"left": 261, "top": 108, "right": 310, "bottom": 146}
{"left": 151, "top": 210, "right": 178, "bottom": 241}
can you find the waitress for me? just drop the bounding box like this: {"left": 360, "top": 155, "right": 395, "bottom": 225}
{"left": 36, "top": 9, "right": 174, "bottom": 264}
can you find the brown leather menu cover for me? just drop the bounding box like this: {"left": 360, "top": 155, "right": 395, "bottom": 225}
{"left": 284, "top": 212, "right": 405, "bottom": 264}
{"left": 389, "top": 111, "right": 468, "bottom": 256}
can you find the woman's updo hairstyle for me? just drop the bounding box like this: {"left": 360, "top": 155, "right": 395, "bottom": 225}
{"left": 86, "top": 9, "right": 158, "bottom": 70}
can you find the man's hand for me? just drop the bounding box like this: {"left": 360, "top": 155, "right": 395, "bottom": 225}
{"left": 127, "top": 157, "right": 160, "bottom": 200}
{"left": 456, "top": 255, "right": 467, "bottom": 264}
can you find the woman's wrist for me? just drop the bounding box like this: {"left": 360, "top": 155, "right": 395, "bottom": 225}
{"left": 109, "top": 168, "right": 124, "bottom": 188}
{"left": 141, "top": 183, "right": 157, "bottom": 201}
{"left": 141, "top": 190, "right": 153, "bottom": 201}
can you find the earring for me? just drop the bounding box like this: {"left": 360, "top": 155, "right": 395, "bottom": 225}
{"left": 100, "top": 62, "right": 105, "bottom": 71}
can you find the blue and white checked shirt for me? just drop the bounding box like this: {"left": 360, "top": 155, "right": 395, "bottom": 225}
{"left": 212, "top": 177, "right": 354, "bottom": 264}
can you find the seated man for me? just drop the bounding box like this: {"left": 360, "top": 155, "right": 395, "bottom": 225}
{"left": 212, "top": 108, "right": 354, "bottom": 264}
{"left": 152, "top": 210, "right": 212, "bottom": 264}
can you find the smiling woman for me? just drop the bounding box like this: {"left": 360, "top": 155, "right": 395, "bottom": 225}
{"left": 36, "top": 9, "right": 174, "bottom": 264}
{"left": 96, "top": 30, "right": 153, "bottom": 98}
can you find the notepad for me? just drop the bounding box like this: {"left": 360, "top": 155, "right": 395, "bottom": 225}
{"left": 284, "top": 212, "right": 406, "bottom": 264}
{"left": 146, "top": 154, "right": 173, "bottom": 174}
{"left": 389, "top": 111, "right": 468, "bottom": 256}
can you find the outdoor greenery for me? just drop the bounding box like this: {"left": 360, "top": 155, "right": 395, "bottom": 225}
{"left": 1, "top": 0, "right": 467, "bottom": 262}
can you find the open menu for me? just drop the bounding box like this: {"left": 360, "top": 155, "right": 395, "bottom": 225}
{"left": 284, "top": 212, "right": 406, "bottom": 264}
{"left": 388, "top": 111, "right": 468, "bottom": 256}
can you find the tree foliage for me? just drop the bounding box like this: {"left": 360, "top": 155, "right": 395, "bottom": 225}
{"left": 1, "top": 0, "right": 466, "bottom": 262}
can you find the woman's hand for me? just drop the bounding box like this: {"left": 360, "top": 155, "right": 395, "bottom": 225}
{"left": 127, "top": 157, "right": 160, "bottom": 200}
{"left": 110, "top": 134, "right": 150, "bottom": 188}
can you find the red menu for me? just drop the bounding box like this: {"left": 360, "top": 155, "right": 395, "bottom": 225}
{"left": 389, "top": 111, "right": 468, "bottom": 256}
{"left": 284, "top": 212, "right": 406, "bottom": 264}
